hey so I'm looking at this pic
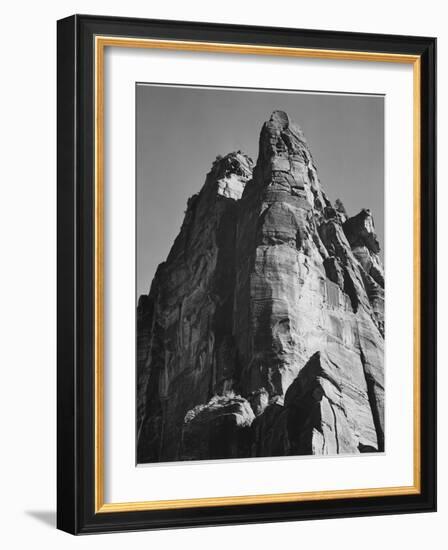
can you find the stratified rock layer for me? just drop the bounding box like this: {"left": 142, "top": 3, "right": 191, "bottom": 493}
{"left": 137, "top": 112, "right": 384, "bottom": 463}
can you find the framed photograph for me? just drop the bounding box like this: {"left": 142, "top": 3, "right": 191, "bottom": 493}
{"left": 57, "top": 14, "right": 436, "bottom": 534}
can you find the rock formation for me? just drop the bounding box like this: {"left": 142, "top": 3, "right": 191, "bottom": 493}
{"left": 137, "top": 111, "right": 384, "bottom": 463}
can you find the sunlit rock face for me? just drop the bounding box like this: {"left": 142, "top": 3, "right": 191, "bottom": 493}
{"left": 137, "top": 111, "right": 384, "bottom": 463}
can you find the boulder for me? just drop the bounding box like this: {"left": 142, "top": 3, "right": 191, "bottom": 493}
{"left": 180, "top": 394, "right": 255, "bottom": 461}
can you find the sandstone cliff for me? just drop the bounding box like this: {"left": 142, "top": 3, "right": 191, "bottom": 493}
{"left": 137, "top": 111, "right": 384, "bottom": 463}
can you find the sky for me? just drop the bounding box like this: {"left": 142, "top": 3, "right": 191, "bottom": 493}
{"left": 136, "top": 84, "right": 384, "bottom": 298}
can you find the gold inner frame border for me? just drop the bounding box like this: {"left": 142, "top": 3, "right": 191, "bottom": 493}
{"left": 94, "top": 35, "right": 421, "bottom": 513}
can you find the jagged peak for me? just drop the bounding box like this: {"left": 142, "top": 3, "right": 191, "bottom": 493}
{"left": 211, "top": 151, "right": 253, "bottom": 179}
{"left": 254, "top": 111, "right": 329, "bottom": 211}
{"left": 334, "top": 198, "right": 348, "bottom": 217}
{"left": 267, "top": 110, "right": 307, "bottom": 142}
{"left": 210, "top": 151, "right": 254, "bottom": 201}
{"left": 181, "top": 152, "right": 254, "bottom": 216}
{"left": 343, "top": 209, "right": 380, "bottom": 254}
{"left": 269, "top": 110, "right": 290, "bottom": 130}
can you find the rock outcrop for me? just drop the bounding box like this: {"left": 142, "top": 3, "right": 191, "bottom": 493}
{"left": 137, "top": 111, "right": 384, "bottom": 463}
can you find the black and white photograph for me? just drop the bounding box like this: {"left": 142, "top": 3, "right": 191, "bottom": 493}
{"left": 0, "top": 0, "right": 440, "bottom": 543}
{"left": 136, "top": 84, "right": 385, "bottom": 464}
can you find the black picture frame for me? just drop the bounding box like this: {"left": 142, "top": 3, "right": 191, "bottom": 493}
{"left": 57, "top": 14, "right": 436, "bottom": 534}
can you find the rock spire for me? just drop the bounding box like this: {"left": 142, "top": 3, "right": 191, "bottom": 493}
{"left": 137, "top": 111, "right": 384, "bottom": 462}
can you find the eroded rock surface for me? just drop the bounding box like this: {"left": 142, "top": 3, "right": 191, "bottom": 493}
{"left": 137, "top": 111, "right": 384, "bottom": 463}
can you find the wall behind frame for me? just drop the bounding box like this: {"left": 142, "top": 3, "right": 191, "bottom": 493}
{"left": 0, "top": 0, "right": 442, "bottom": 548}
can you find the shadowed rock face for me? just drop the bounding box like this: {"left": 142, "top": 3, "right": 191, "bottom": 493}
{"left": 137, "top": 111, "right": 384, "bottom": 463}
